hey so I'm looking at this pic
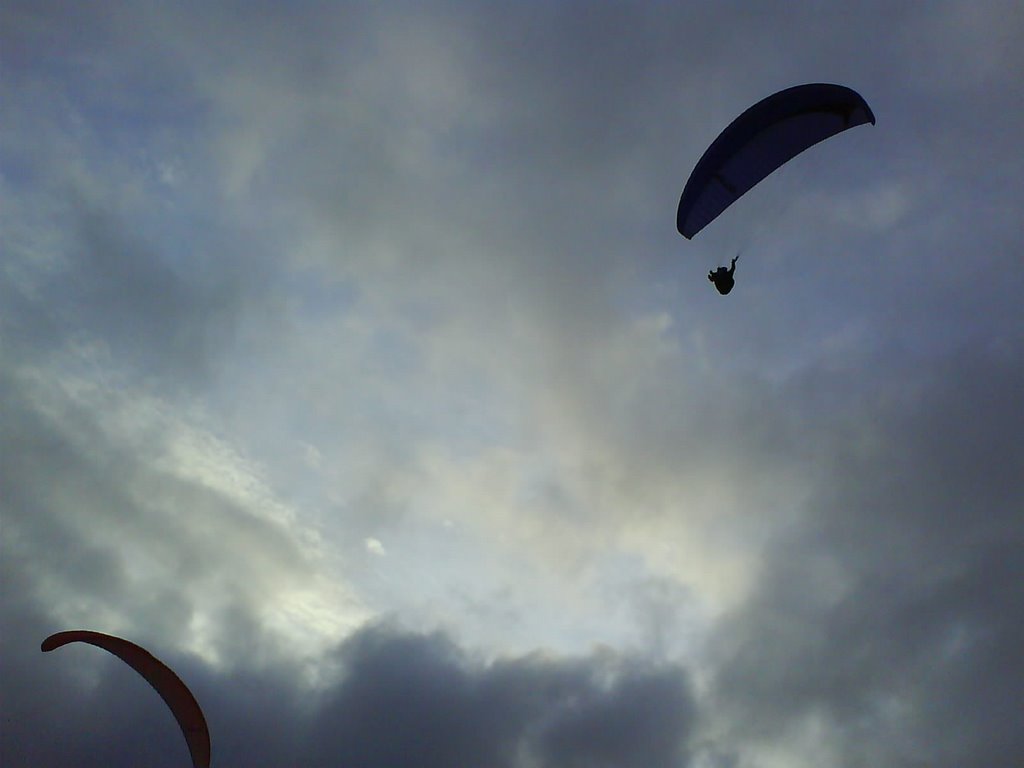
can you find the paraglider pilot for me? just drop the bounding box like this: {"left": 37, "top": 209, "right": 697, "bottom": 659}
{"left": 708, "top": 255, "right": 738, "bottom": 295}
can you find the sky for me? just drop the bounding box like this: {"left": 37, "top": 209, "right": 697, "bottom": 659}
{"left": 1, "top": 2, "right": 1022, "bottom": 767}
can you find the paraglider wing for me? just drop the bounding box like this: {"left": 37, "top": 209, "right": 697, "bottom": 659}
{"left": 42, "top": 630, "right": 211, "bottom": 768}
{"left": 677, "top": 83, "right": 875, "bottom": 239}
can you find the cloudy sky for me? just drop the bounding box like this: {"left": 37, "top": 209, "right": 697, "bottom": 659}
{"left": 2, "top": 2, "right": 1022, "bottom": 766}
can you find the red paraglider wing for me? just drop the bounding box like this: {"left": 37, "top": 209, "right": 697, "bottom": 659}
{"left": 42, "top": 630, "right": 211, "bottom": 768}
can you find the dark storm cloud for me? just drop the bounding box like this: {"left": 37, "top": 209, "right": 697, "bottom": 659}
{"left": 309, "top": 624, "right": 696, "bottom": 768}
{"left": 708, "top": 341, "right": 1024, "bottom": 766}
{"left": 5, "top": 620, "right": 698, "bottom": 768}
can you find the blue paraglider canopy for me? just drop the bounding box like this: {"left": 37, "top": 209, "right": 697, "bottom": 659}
{"left": 677, "top": 83, "right": 875, "bottom": 240}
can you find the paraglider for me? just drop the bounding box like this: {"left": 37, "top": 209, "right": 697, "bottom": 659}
{"left": 708, "top": 254, "right": 739, "bottom": 295}
{"left": 41, "top": 630, "right": 211, "bottom": 768}
{"left": 677, "top": 83, "right": 875, "bottom": 293}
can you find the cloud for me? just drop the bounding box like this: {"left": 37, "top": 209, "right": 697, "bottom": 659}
{"left": 304, "top": 625, "right": 694, "bottom": 768}
{"left": 3, "top": 3, "right": 1023, "bottom": 767}
{"left": 0, "top": 357, "right": 367, "bottom": 668}
{"left": 706, "top": 342, "right": 1024, "bottom": 766}
{"left": 6, "top": 617, "right": 699, "bottom": 768}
